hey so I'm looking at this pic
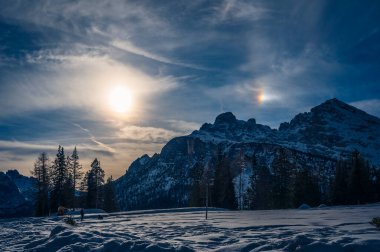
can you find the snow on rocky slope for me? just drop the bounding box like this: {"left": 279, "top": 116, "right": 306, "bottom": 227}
{"left": 5, "top": 170, "right": 37, "bottom": 201}
{"left": 115, "top": 99, "right": 380, "bottom": 211}
{"left": 192, "top": 98, "right": 380, "bottom": 163}
{"left": 0, "top": 171, "right": 34, "bottom": 218}
{"left": 1, "top": 203, "right": 380, "bottom": 251}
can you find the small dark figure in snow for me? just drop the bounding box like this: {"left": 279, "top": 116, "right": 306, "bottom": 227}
{"left": 80, "top": 208, "right": 84, "bottom": 221}
{"left": 98, "top": 215, "right": 103, "bottom": 220}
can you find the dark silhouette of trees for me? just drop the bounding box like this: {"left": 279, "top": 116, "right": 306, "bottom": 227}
{"left": 331, "top": 157, "right": 349, "bottom": 205}
{"left": 293, "top": 168, "right": 321, "bottom": 207}
{"left": 69, "top": 147, "right": 83, "bottom": 208}
{"left": 86, "top": 158, "right": 105, "bottom": 209}
{"left": 189, "top": 161, "right": 204, "bottom": 207}
{"left": 32, "top": 152, "right": 50, "bottom": 216}
{"left": 213, "top": 153, "right": 237, "bottom": 210}
{"left": 331, "top": 151, "right": 372, "bottom": 205}
{"left": 347, "top": 151, "right": 371, "bottom": 204}
{"left": 50, "top": 145, "right": 68, "bottom": 211}
{"left": 103, "top": 176, "right": 119, "bottom": 212}
{"left": 271, "top": 149, "right": 295, "bottom": 209}
{"left": 31, "top": 146, "right": 112, "bottom": 215}
{"left": 249, "top": 157, "right": 273, "bottom": 210}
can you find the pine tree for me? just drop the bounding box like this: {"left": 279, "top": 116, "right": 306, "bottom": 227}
{"left": 64, "top": 156, "right": 75, "bottom": 210}
{"left": 250, "top": 157, "right": 273, "bottom": 210}
{"left": 50, "top": 145, "right": 68, "bottom": 212}
{"left": 69, "top": 147, "right": 83, "bottom": 208}
{"left": 332, "top": 151, "right": 372, "bottom": 205}
{"left": 271, "top": 149, "right": 295, "bottom": 209}
{"left": 189, "top": 162, "right": 204, "bottom": 207}
{"left": 64, "top": 155, "right": 74, "bottom": 209}
{"left": 32, "top": 152, "right": 50, "bottom": 216}
{"left": 331, "top": 157, "right": 349, "bottom": 205}
{"left": 213, "top": 153, "right": 237, "bottom": 210}
{"left": 79, "top": 171, "right": 88, "bottom": 208}
{"left": 293, "top": 168, "right": 321, "bottom": 207}
{"left": 103, "top": 176, "right": 119, "bottom": 212}
{"left": 86, "top": 158, "right": 105, "bottom": 209}
{"left": 347, "top": 150, "right": 370, "bottom": 204}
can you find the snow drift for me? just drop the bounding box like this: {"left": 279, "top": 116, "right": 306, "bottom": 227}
{"left": 1, "top": 203, "right": 380, "bottom": 251}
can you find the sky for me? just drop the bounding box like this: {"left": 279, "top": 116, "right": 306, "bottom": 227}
{"left": 0, "top": 0, "right": 379, "bottom": 178}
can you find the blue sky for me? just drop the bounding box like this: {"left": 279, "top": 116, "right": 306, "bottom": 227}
{"left": 0, "top": 0, "right": 379, "bottom": 178}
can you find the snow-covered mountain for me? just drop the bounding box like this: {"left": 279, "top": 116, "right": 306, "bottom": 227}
{"left": 192, "top": 98, "right": 380, "bottom": 163}
{"left": 0, "top": 170, "right": 36, "bottom": 218}
{"left": 115, "top": 99, "right": 380, "bottom": 211}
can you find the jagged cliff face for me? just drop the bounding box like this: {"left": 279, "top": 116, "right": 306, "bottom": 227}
{"left": 115, "top": 99, "right": 380, "bottom": 210}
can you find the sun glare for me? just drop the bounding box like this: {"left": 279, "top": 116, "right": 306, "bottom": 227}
{"left": 257, "top": 91, "right": 266, "bottom": 104}
{"left": 108, "top": 86, "right": 133, "bottom": 113}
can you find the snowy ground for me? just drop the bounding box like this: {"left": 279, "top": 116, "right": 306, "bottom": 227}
{"left": 1, "top": 204, "right": 380, "bottom": 251}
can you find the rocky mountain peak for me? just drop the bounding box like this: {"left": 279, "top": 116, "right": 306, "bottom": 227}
{"left": 6, "top": 169, "right": 22, "bottom": 179}
{"left": 311, "top": 98, "right": 366, "bottom": 116}
{"left": 214, "top": 112, "right": 237, "bottom": 125}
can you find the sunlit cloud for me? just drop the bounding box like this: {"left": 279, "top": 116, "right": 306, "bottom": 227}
{"left": 0, "top": 50, "right": 180, "bottom": 122}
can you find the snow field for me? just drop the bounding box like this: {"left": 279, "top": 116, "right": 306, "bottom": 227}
{"left": 1, "top": 204, "right": 380, "bottom": 251}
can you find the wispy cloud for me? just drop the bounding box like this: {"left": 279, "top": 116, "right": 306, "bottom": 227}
{"left": 208, "top": 0, "right": 269, "bottom": 24}
{"left": 73, "top": 123, "right": 115, "bottom": 153}
{"left": 118, "top": 125, "right": 182, "bottom": 144}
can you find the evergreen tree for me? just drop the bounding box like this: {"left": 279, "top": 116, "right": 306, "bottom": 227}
{"left": 32, "top": 152, "right": 50, "bottom": 216}
{"left": 332, "top": 151, "right": 372, "bottom": 205}
{"left": 103, "top": 176, "right": 119, "bottom": 212}
{"left": 79, "top": 171, "right": 88, "bottom": 208}
{"left": 50, "top": 145, "right": 68, "bottom": 212}
{"left": 63, "top": 157, "right": 75, "bottom": 210}
{"left": 63, "top": 155, "right": 74, "bottom": 209}
{"left": 69, "top": 147, "right": 83, "bottom": 208}
{"left": 213, "top": 153, "right": 237, "bottom": 210}
{"left": 86, "top": 158, "right": 105, "bottom": 208}
{"left": 250, "top": 157, "right": 273, "bottom": 210}
{"left": 347, "top": 150, "right": 370, "bottom": 204}
{"left": 189, "top": 162, "right": 204, "bottom": 207}
{"left": 271, "top": 149, "right": 295, "bottom": 209}
{"left": 293, "top": 168, "right": 321, "bottom": 207}
{"left": 331, "top": 157, "right": 349, "bottom": 205}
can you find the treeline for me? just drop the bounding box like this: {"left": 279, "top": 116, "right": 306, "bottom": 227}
{"left": 32, "top": 146, "right": 118, "bottom": 216}
{"left": 249, "top": 149, "right": 380, "bottom": 209}
{"left": 248, "top": 149, "right": 322, "bottom": 210}
{"left": 189, "top": 149, "right": 237, "bottom": 210}
{"left": 189, "top": 148, "right": 380, "bottom": 210}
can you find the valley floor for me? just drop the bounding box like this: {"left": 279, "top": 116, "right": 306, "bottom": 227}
{"left": 1, "top": 204, "right": 380, "bottom": 251}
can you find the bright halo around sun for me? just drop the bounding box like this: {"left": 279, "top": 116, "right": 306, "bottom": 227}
{"left": 108, "top": 86, "right": 133, "bottom": 113}
{"left": 257, "top": 90, "right": 267, "bottom": 104}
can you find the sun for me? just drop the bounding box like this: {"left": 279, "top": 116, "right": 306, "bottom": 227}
{"left": 108, "top": 86, "right": 133, "bottom": 113}
{"left": 257, "top": 90, "right": 267, "bottom": 104}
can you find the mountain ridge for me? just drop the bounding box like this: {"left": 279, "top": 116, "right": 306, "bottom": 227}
{"left": 115, "top": 98, "right": 380, "bottom": 211}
